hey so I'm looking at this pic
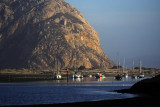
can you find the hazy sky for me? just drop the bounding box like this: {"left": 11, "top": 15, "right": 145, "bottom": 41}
{"left": 66, "top": 0, "right": 160, "bottom": 68}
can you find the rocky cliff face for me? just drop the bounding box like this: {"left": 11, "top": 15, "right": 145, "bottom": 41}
{"left": 0, "top": 0, "right": 114, "bottom": 70}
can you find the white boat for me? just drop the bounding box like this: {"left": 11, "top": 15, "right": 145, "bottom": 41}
{"left": 72, "top": 72, "right": 83, "bottom": 78}
{"left": 138, "top": 74, "right": 144, "bottom": 78}
{"left": 54, "top": 74, "right": 62, "bottom": 79}
{"left": 88, "top": 75, "right": 92, "bottom": 77}
{"left": 72, "top": 74, "right": 79, "bottom": 78}
{"left": 122, "top": 73, "right": 128, "bottom": 78}
{"left": 95, "top": 73, "right": 105, "bottom": 78}
{"left": 71, "top": 51, "right": 83, "bottom": 79}
{"left": 131, "top": 75, "right": 137, "bottom": 79}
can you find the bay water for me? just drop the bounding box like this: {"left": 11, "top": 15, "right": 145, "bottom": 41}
{"left": 0, "top": 77, "right": 144, "bottom": 106}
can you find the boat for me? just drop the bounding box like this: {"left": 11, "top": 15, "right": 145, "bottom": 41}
{"left": 71, "top": 50, "right": 83, "bottom": 78}
{"left": 54, "top": 74, "right": 62, "bottom": 79}
{"left": 137, "top": 60, "right": 144, "bottom": 78}
{"left": 115, "top": 74, "right": 122, "bottom": 80}
{"left": 88, "top": 75, "right": 92, "bottom": 77}
{"left": 122, "top": 73, "right": 128, "bottom": 78}
{"left": 114, "top": 53, "right": 122, "bottom": 80}
{"left": 131, "top": 75, "right": 137, "bottom": 79}
{"left": 54, "top": 56, "right": 62, "bottom": 79}
{"left": 115, "top": 54, "right": 122, "bottom": 80}
{"left": 95, "top": 73, "right": 100, "bottom": 78}
{"left": 72, "top": 74, "right": 83, "bottom": 78}
{"left": 72, "top": 72, "right": 83, "bottom": 78}
{"left": 95, "top": 73, "right": 105, "bottom": 78}
{"left": 72, "top": 74, "right": 80, "bottom": 78}
{"left": 72, "top": 77, "right": 82, "bottom": 82}
{"left": 138, "top": 74, "right": 144, "bottom": 78}
{"left": 122, "top": 58, "right": 128, "bottom": 78}
{"left": 131, "top": 61, "right": 137, "bottom": 79}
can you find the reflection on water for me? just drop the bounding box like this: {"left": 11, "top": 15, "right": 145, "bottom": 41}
{"left": 0, "top": 76, "right": 148, "bottom": 106}
{"left": 0, "top": 76, "right": 143, "bottom": 86}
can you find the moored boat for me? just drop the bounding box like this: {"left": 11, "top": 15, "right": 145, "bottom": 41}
{"left": 122, "top": 73, "right": 128, "bottom": 78}
{"left": 115, "top": 74, "right": 122, "bottom": 80}
{"left": 122, "top": 58, "right": 128, "bottom": 78}
{"left": 54, "top": 74, "right": 62, "bottom": 79}
{"left": 95, "top": 73, "right": 105, "bottom": 78}
{"left": 138, "top": 74, "right": 144, "bottom": 78}
{"left": 88, "top": 75, "right": 92, "bottom": 77}
{"left": 131, "top": 75, "right": 137, "bottom": 79}
{"left": 72, "top": 72, "right": 83, "bottom": 78}
{"left": 54, "top": 56, "right": 62, "bottom": 79}
{"left": 137, "top": 60, "right": 144, "bottom": 78}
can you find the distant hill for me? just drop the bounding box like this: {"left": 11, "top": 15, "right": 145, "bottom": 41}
{"left": 0, "top": 0, "right": 115, "bottom": 70}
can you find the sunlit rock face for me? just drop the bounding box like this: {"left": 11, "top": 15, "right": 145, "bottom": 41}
{"left": 0, "top": 0, "right": 115, "bottom": 70}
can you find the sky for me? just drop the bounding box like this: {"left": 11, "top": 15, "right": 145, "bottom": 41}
{"left": 66, "top": 0, "right": 160, "bottom": 69}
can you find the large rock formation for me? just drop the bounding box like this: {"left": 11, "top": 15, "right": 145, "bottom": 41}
{"left": 0, "top": 0, "right": 114, "bottom": 70}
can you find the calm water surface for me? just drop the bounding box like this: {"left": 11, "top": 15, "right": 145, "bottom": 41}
{"left": 0, "top": 77, "right": 147, "bottom": 106}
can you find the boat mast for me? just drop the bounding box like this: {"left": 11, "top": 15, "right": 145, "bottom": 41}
{"left": 57, "top": 57, "right": 59, "bottom": 74}
{"left": 123, "top": 58, "right": 125, "bottom": 73}
{"left": 140, "top": 60, "right": 142, "bottom": 74}
{"left": 74, "top": 50, "right": 77, "bottom": 72}
{"left": 116, "top": 53, "right": 120, "bottom": 73}
{"left": 56, "top": 44, "right": 60, "bottom": 75}
{"left": 132, "top": 60, "right": 135, "bottom": 72}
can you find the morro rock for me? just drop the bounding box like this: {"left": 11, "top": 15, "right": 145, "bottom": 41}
{"left": 0, "top": 0, "right": 114, "bottom": 70}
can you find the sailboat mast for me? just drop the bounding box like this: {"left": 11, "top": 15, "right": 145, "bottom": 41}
{"left": 123, "top": 58, "right": 125, "bottom": 73}
{"left": 57, "top": 57, "right": 59, "bottom": 74}
{"left": 56, "top": 44, "right": 59, "bottom": 75}
{"left": 116, "top": 53, "right": 120, "bottom": 72}
{"left": 132, "top": 60, "right": 135, "bottom": 72}
{"left": 74, "top": 51, "right": 77, "bottom": 72}
{"left": 140, "top": 60, "right": 142, "bottom": 74}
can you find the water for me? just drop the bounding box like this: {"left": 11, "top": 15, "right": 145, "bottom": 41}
{"left": 0, "top": 77, "right": 146, "bottom": 106}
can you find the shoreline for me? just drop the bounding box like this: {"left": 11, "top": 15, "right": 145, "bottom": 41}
{"left": 47, "top": 96, "right": 160, "bottom": 107}
{"left": 0, "top": 68, "right": 158, "bottom": 82}
{"left": 3, "top": 96, "right": 159, "bottom": 107}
